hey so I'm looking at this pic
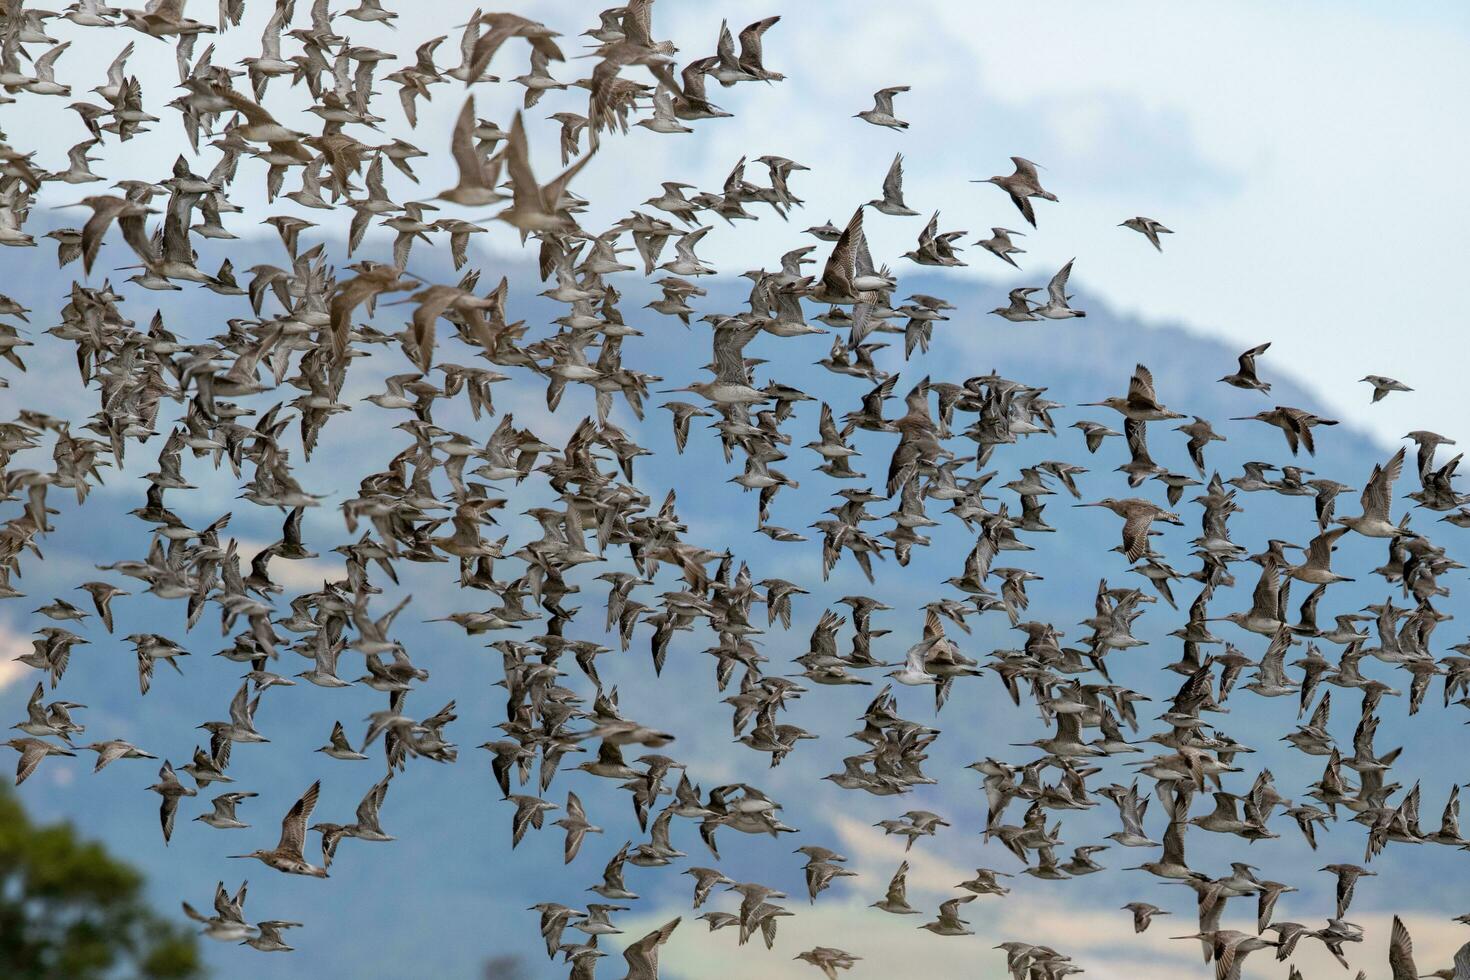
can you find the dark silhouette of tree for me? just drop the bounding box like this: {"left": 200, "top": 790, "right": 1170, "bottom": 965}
{"left": 0, "top": 786, "right": 202, "bottom": 979}
{"left": 482, "top": 953, "right": 528, "bottom": 980}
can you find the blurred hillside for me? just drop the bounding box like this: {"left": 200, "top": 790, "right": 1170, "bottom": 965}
{"left": 3, "top": 232, "right": 1465, "bottom": 980}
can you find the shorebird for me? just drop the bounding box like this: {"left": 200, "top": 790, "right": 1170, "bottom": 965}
{"left": 871, "top": 861, "right": 920, "bottom": 914}
{"left": 1120, "top": 216, "right": 1173, "bottom": 251}
{"left": 1123, "top": 901, "right": 1169, "bottom": 933}
{"left": 81, "top": 739, "right": 156, "bottom": 772}
{"left": 920, "top": 895, "right": 976, "bottom": 936}
{"left": 867, "top": 153, "right": 918, "bottom": 216}
{"left": 230, "top": 782, "right": 329, "bottom": 877}
{"left": 315, "top": 722, "right": 368, "bottom": 761}
{"left": 795, "top": 946, "right": 861, "bottom": 977}
{"left": 1072, "top": 420, "right": 1122, "bottom": 453}
{"left": 195, "top": 791, "right": 258, "bottom": 830}
{"left": 243, "top": 920, "right": 301, "bottom": 953}
{"left": 553, "top": 790, "right": 602, "bottom": 863}
{"left": 1362, "top": 375, "right": 1412, "bottom": 402}
{"left": 975, "top": 227, "right": 1026, "bottom": 267}
{"left": 1221, "top": 343, "right": 1272, "bottom": 393}
{"left": 854, "top": 86, "right": 909, "bottom": 129}
{"left": 1075, "top": 498, "right": 1184, "bottom": 562}
{"left": 622, "top": 918, "right": 681, "bottom": 980}
{"left": 991, "top": 287, "right": 1040, "bottom": 322}
{"left": 0, "top": 10, "right": 1458, "bottom": 978}
{"left": 182, "top": 881, "right": 253, "bottom": 943}
{"left": 1338, "top": 448, "right": 1408, "bottom": 538}
{"left": 5, "top": 737, "right": 75, "bottom": 785}
{"left": 1033, "top": 259, "right": 1086, "bottom": 319}
{"left": 973, "top": 156, "right": 1057, "bottom": 227}
{"left": 145, "top": 760, "right": 197, "bottom": 843}
{"left": 1232, "top": 406, "right": 1338, "bottom": 456}
{"left": 1084, "top": 364, "right": 1186, "bottom": 421}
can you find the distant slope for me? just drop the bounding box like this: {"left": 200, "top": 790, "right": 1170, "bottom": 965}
{"left": 3, "top": 235, "right": 1462, "bottom": 980}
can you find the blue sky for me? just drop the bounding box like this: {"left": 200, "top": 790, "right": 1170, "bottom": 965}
{"left": 24, "top": 0, "right": 1470, "bottom": 456}
{"left": 5, "top": 2, "right": 1470, "bottom": 978}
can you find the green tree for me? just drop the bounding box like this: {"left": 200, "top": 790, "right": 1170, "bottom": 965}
{"left": 0, "top": 786, "right": 202, "bottom": 979}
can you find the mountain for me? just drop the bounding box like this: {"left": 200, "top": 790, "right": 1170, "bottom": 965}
{"left": 2, "top": 236, "right": 1463, "bottom": 980}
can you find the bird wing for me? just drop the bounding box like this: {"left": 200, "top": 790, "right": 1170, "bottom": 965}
{"left": 885, "top": 861, "right": 909, "bottom": 904}
{"left": 219, "top": 88, "right": 281, "bottom": 128}
{"left": 881, "top": 153, "right": 905, "bottom": 204}
{"left": 1300, "top": 530, "right": 1328, "bottom": 569}
{"left": 1010, "top": 156, "right": 1041, "bottom": 183}
{"left": 1389, "top": 915, "right": 1417, "bottom": 980}
{"left": 503, "top": 111, "right": 541, "bottom": 208}
{"left": 1010, "top": 189, "right": 1036, "bottom": 227}
{"left": 355, "top": 775, "right": 390, "bottom": 828}
{"left": 1046, "top": 259, "right": 1074, "bottom": 305}
{"left": 711, "top": 321, "right": 759, "bottom": 385}
{"left": 1160, "top": 818, "right": 1186, "bottom": 867}
{"left": 716, "top": 20, "right": 739, "bottom": 69}
{"left": 1360, "top": 450, "right": 1397, "bottom": 520}
{"left": 15, "top": 743, "right": 46, "bottom": 785}
{"left": 738, "top": 16, "right": 779, "bottom": 70}
{"left": 819, "top": 207, "right": 863, "bottom": 298}
{"left": 278, "top": 780, "right": 320, "bottom": 857}
{"left": 623, "top": 917, "right": 681, "bottom": 980}
{"left": 873, "top": 86, "right": 907, "bottom": 113}
{"left": 227, "top": 681, "right": 252, "bottom": 727}
{"left": 1121, "top": 512, "right": 1152, "bottom": 562}
{"left": 1129, "top": 364, "right": 1160, "bottom": 408}
{"left": 448, "top": 96, "right": 491, "bottom": 189}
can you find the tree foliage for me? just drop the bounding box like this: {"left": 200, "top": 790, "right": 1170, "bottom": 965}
{"left": 0, "top": 787, "right": 202, "bottom": 979}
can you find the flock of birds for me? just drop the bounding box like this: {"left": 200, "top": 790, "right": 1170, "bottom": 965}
{"left": 0, "top": 0, "right": 1467, "bottom": 978}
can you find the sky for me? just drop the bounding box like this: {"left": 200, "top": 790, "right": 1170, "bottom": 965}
{"left": 5, "top": 2, "right": 1470, "bottom": 978}
{"left": 22, "top": 0, "right": 1470, "bottom": 451}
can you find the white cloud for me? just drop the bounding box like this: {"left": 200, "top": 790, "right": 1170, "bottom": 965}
{"left": 21, "top": 0, "right": 1470, "bottom": 456}
{"left": 612, "top": 814, "right": 1470, "bottom": 979}
{"left": 0, "top": 622, "right": 35, "bottom": 693}
{"left": 236, "top": 538, "right": 346, "bottom": 592}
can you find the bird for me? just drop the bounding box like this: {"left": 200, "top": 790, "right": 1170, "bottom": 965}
{"left": 5, "top": 737, "right": 75, "bottom": 785}
{"left": 552, "top": 790, "right": 602, "bottom": 863}
{"left": 855, "top": 86, "right": 909, "bottom": 129}
{"left": 974, "top": 157, "right": 1057, "bottom": 227}
{"left": 229, "top": 782, "right": 328, "bottom": 877}
{"left": 1123, "top": 901, "right": 1169, "bottom": 933}
{"left": 1084, "top": 364, "right": 1186, "bottom": 421}
{"left": 920, "top": 895, "right": 976, "bottom": 936}
{"left": 81, "top": 739, "right": 156, "bottom": 772}
{"left": 871, "top": 861, "right": 920, "bottom": 914}
{"left": 622, "top": 917, "right": 681, "bottom": 980}
{"left": 1338, "top": 448, "right": 1408, "bottom": 537}
{"left": 990, "top": 287, "right": 1041, "bottom": 322}
{"left": 1033, "top": 259, "right": 1086, "bottom": 319}
{"left": 868, "top": 154, "right": 918, "bottom": 216}
{"left": 975, "top": 227, "right": 1026, "bottom": 268}
{"left": 0, "top": 8, "right": 1456, "bottom": 978}
{"left": 795, "top": 946, "right": 861, "bottom": 977}
{"left": 1120, "top": 216, "right": 1173, "bottom": 251}
{"left": 1220, "top": 343, "right": 1272, "bottom": 393}
{"left": 1362, "top": 375, "right": 1413, "bottom": 402}
{"left": 1076, "top": 497, "right": 1184, "bottom": 562}
{"left": 195, "top": 790, "right": 258, "bottom": 830}
{"left": 243, "top": 920, "right": 302, "bottom": 953}
{"left": 145, "top": 760, "right": 197, "bottom": 843}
